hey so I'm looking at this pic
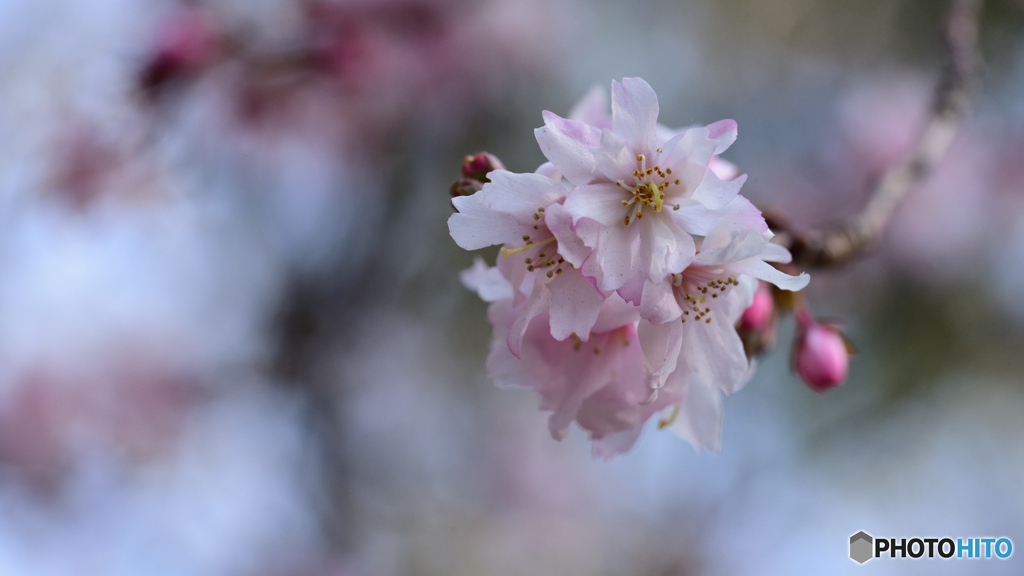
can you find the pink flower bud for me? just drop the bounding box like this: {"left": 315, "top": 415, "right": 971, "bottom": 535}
{"left": 461, "top": 152, "right": 505, "bottom": 182}
{"left": 140, "top": 9, "right": 218, "bottom": 94}
{"left": 740, "top": 284, "right": 774, "bottom": 331}
{"left": 795, "top": 322, "right": 849, "bottom": 392}
{"left": 450, "top": 178, "right": 483, "bottom": 199}
{"left": 155, "top": 9, "right": 218, "bottom": 69}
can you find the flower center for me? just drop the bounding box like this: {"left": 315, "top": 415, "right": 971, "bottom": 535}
{"left": 500, "top": 217, "right": 566, "bottom": 278}
{"left": 616, "top": 152, "right": 682, "bottom": 226}
{"left": 671, "top": 273, "right": 740, "bottom": 325}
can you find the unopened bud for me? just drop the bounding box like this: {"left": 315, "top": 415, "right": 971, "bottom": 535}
{"left": 450, "top": 178, "right": 483, "bottom": 200}
{"left": 140, "top": 9, "right": 219, "bottom": 94}
{"left": 794, "top": 322, "right": 849, "bottom": 392}
{"left": 461, "top": 152, "right": 505, "bottom": 183}
{"left": 741, "top": 283, "right": 774, "bottom": 331}
{"left": 738, "top": 282, "right": 777, "bottom": 357}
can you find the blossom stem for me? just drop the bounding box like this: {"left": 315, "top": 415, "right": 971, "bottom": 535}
{"left": 768, "top": 0, "right": 983, "bottom": 269}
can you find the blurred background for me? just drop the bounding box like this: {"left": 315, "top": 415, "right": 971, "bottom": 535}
{"left": 0, "top": 0, "right": 1022, "bottom": 574}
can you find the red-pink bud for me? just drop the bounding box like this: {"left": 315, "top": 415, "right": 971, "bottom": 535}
{"left": 461, "top": 152, "right": 505, "bottom": 183}
{"left": 740, "top": 284, "right": 774, "bottom": 331}
{"left": 450, "top": 178, "right": 483, "bottom": 199}
{"left": 795, "top": 323, "right": 849, "bottom": 392}
{"left": 155, "top": 9, "right": 218, "bottom": 69}
{"left": 141, "top": 9, "right": 219, "bottom": 95}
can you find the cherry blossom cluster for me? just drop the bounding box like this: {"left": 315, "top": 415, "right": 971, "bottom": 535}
{"left": 449, "top": 78, "right": 810, "bottom": 458}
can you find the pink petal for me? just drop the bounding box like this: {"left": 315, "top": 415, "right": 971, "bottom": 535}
{"left": 590, "top": 293, "right": 641, "bottom": 332}
{"left": 564, "top": 183, "right": 629, "bottom": 228}
{"left": 507, "top": 283, "right": 551, "bottom": 358}
{"left": 638, "top": 318, "right": 683, "bottom": 385}
{"left": 593, "top": 128, "right": 637, "bottom": 182}
{"left": 544, "top": 204, "right": 590, "bottom": 267}
{"left": 580, "top": 222, "right": 641, "bottom": 292}
{"left": 708, "top": 157, "right": 739, "bottom": 181}
{"left": 639, "top": 277, "right": 684, "bottom": 325}
{"left": 568, "top": 85, "right": 609, "bottom": 128}
{"left": 611, "top": 78, "right": 660, "bottom": 154}
{"left": 535, "top": 111, "right": 602, "bottom": 186}
{"left": 548, "top": 268, "right": 605, "bottom": 341}
{"left": 705, "top": 119, "right": 738, "bottom": 154}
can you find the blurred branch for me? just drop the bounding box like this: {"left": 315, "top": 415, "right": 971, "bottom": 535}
{"left": 769, "top": 0, "right": 984, "bottom": 269}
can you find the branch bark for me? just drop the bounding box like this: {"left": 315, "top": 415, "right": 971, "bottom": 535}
{"left": 769, "top": 0, "right": 984, "bottom": 269}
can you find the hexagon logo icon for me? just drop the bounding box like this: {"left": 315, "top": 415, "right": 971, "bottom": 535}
{"left": 850, "top": 531, "right": 873, "bottom": 564}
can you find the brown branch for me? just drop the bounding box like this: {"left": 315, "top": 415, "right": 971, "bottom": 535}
{"left": 770, "top": 0, "right": 984, "bottom": 269}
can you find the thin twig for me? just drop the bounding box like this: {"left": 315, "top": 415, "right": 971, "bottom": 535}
{"left": 770, "top": 0, "right": 983, "bottom": 269}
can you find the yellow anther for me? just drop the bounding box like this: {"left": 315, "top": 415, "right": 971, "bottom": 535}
{"left": 658, "top": 406, "right": 680, "bottom": 429}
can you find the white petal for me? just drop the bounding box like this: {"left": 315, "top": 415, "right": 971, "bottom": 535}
{"left": 534, "top": 161, "right": 562, "bottom": 182}
{"left": 677, "top": 308, "right": 750, "bottom": 394}
{"left": 761, "top": 242, "right": 794, "bottom": 263}
{"left": 535, "top": 111, "right": 602, "bottom": 186}
{"left": 660, "top": 128, "right": 717, "bottom": 196}
{"left": 730, "top": 258, "right": 810, "bottom": 291}
{"left": 449, "top": 194, "right": 528, "bottom": 250}
{"left": 459, "top": 257, "right": 513, "bottom": 302}
{"left": 611, "top": 77, "right": 659, "bottom": 154}
{"left": 668, "top": 378, "right": 724, "bottom": 452}
{"left": 691, "top": 171, "right": 747, "bottom": 211}
{"left": 640, "top": 216, "right": 695, "bottom": 280}
{"left": 564, "top": 183, "right": 629, "bottom": 227}
{"left": 695, "top": 229, "right": 769, "bottom": 266}
{"left": 548, "top": 269, "right": 605, "bottom": 341}
{"left": 483, "top": 170, "right": 566, "bottom": 216}
{"left": 594, "top": 128, "right": 638, "bottom": 182}
{"left": 448, "top": 170, "right": 563, "bottom": 250}
{"left": 671, "top": 199, "right": 720, "bottom": 236}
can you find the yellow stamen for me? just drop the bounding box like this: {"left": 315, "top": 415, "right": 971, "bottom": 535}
{"left": 501, "top": 235, "right": 556, "bottom": 257}
{"left": 658, "top": 406, "right": 680, "bottom": 430}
